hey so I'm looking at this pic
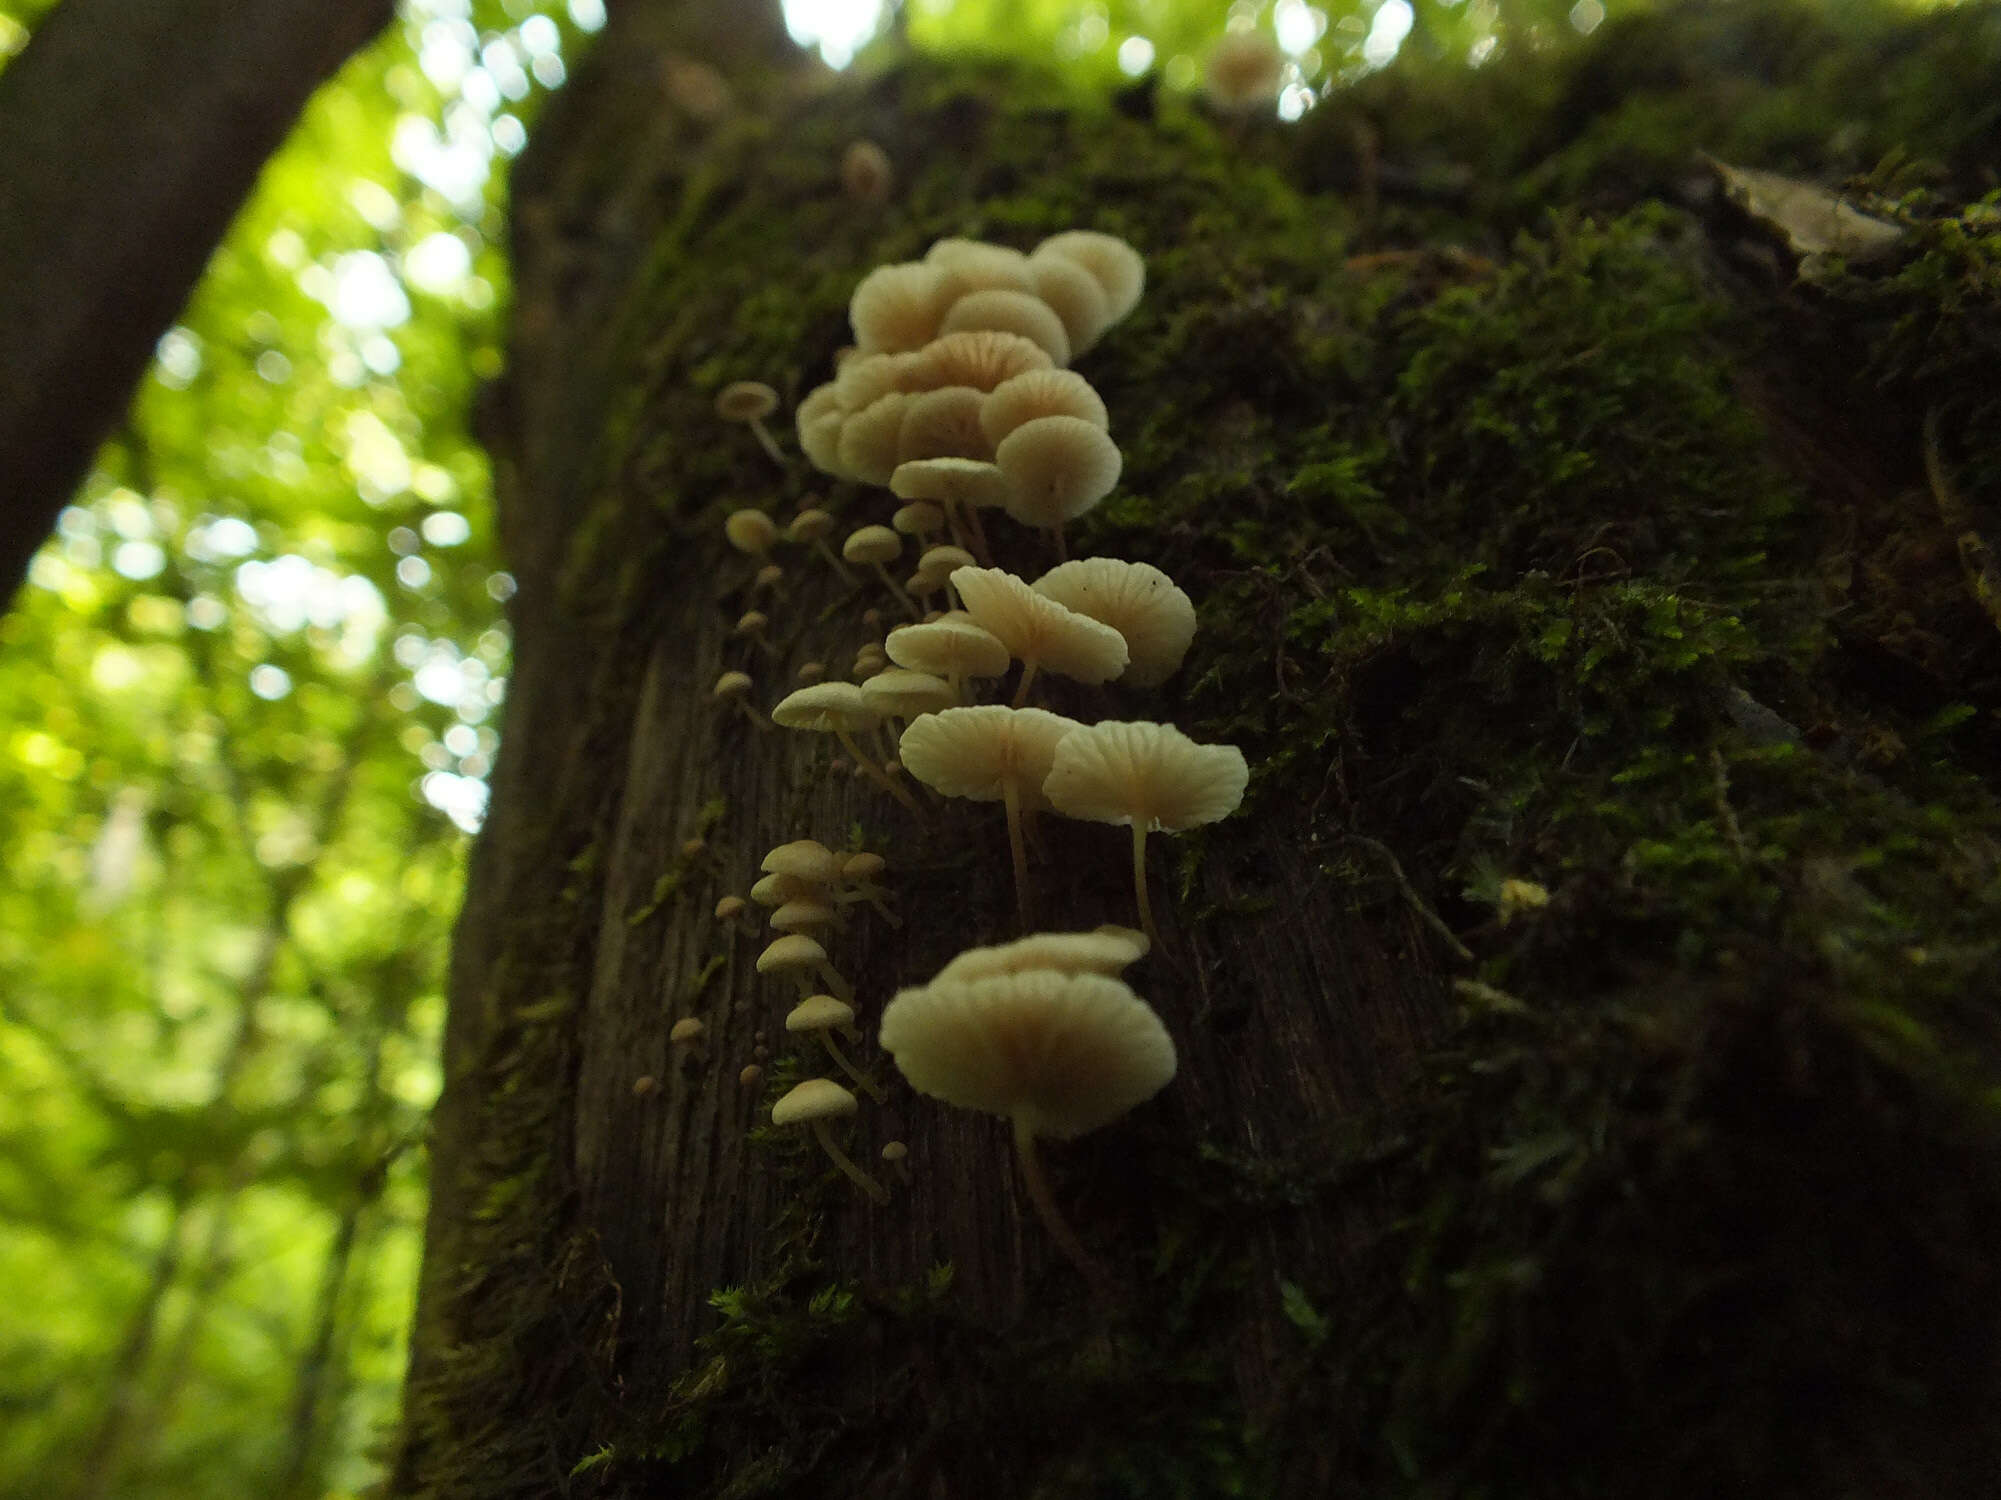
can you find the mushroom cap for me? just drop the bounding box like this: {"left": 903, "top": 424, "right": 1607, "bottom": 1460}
{"left": 878, "top": 970, "right": 1177, "bottom": 1139}
{"left": 861, "top": 667, "right": 957, "bottom": 719}
{"left": 897, "top": 705, "right": 1082, "bottom": 808}
{"left": 1032, "top": 557, "right": 1197, "bottom": 688}
{"left": 925, "top": 237, "right": 1036, "bottom": 300}
{"left": 771, "top": 682, "right": 883, "bottom": 732}
{"left": 771, "top": 1076, "right": 859, "bottom": 1126}
{"left": 918, "top": 544, "right": 977, "bottom": 576}
{"left": 837, "top": 393, "right": 912, "bottom": 485}
{"left": 1205, "top": 30, "right": 1285, "bottom": 112}
{"left": 669, "top": 1017, "right": 705, "bottom": 1043}
{"left": 1027, "top": 253, "right": 1112, "bottom": 355}
{"left": 892, "top": 501, "right": 945, "bottom": 536}
{"left": 951, "top": 566, "right": 1130, "bottom": 685}
{"left": 712, "top": 670, "right": 755, "bottom": 701}
{"left": 1033, "top": 232, "right": 1145, "bottom": 325}
{"left": 979, "top": 369, "right": 1110, "bottom": 449}
{"left": 724, "top": 509, "right": 779, "bottom": 556}
{"left": 1042, "top": 720, "right": 1248, "bottom": 832}
{"left": 757, "top": 932, "right": 832, "bottom": 978}
{"left": 762, "top": 839, "right": 844, "bottom": 884}
{"left": 884, "top": 617, "right": 1012, "bottom": 681}
{"left": 850, "top": 262, "right": 947, "bottom": 354}
{"left": 842, "top": 524, "right": 903, "bottom": 566}
{"left": 922, "top": 329, "right": 1054, "bottom": 393}
{"left": 994, "top": 417, "right": 1123, "bottom": 530}
{"left": 843, "top": 852, "right": 886, "bottom": 880}
{"left": 796, "top": 383, "right": 847, "bottom": 474}
{"left": 898, "top": 385, "right": 992, "bottom": 463}
{"left": 771, "top": 899, "right": 837, "bottom": 932}
{"left": 890, "top": 457, "right": 1013, "bottom": 511}
{"left": 939, "top": 289, "right": 1071, "bottom": 366}
{"left": 716, "top": 380, "right": 779, "bottom": 422}
{"left": 714, "top": 895, "right": 747, "bottom": 919}
{"left": 835, "top": 350, "right": 933, "bottom": 411}
{"left": 786, "top": 994, "right": 857, "bottom": 1033}
{"left": 933, "top": 928, "right": 1150, "bottom": 983}
{"left": 880, "top": 1140, "right": 908, "bottom": 1162}
{"left": 751, "top": 871, "right": 820, "bottom": 907}
{"left": 734, "top": 609, "right": 770, "bottom": 636}
{"left": 787, "top": 507, "right": 836, "bottom": 544}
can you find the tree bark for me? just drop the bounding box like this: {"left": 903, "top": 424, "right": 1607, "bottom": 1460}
{"left": 396, "top": 4, "right": 2001, "bottom": 1496}
{"left": 0, "top": 0, "right": 394, "bottom": 608}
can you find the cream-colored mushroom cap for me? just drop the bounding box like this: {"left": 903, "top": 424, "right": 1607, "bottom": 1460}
{"left": 715, "top": 380, "right": 778, "bottom": 421}
{"left": 835, "top": 350, "right": 934, "bottom": 412}
{"left": 939, "top": 289, "right": 1071, "bottom": 366}
{"left": 844, "top": 852, "right": 886, "bottom": 880}
{"left": 712, "top": 671, "right": 754, "bottom": 701}
{"left": 1205, "top": 30, "right": 1285, "bottom": 113}
{"left": 850, "top": 261, "right": 947, "bottom": 354}
{"left": 770, "top": 899, "right": 836, "bottom": 932}
{"left": 796, "top": 383, "right": 846, "bottom": 474}
{"left": 892, "top": 501, "right": 945, "bottom": 537}
{"left": 836, "top": 393, "right": 911, "bottom": 485}
{"left": 786, "top": 994, "right": 856, "bottom": 1033}
{"left": 751, "top": 871, "right": 818, "bottom": 907}
{"left": 980, "top": 369, "right": 1109, "bottom": 449}
{"left": 1043, "top": 720, "right": 1248, "bottom": 831}
{"left": 995, "top": 417, "right": 1122, "bottom": 530}
{"left": 899, "top": 705, "right": 1082, "bottom": 807}
{"left": 1026, "top": 253, "right": 1112, "bottom": 354}
{"left": 669, "top": 1017, "right": 705, "bottom": 1043}
{"left": 771, "top": 681, "right": 883, "bottom": 731}
{"left": 787, "top": 508, "right": 835, "bottom": 544}
{"left": 1033, "top": 231, "right": 1145, "bottom": 325}
{"left": 762, "top": 839, "right": 844, "bottom": 885}
{"left": 922, "top": 330, "right": 1053, "bottom": 393}
{"left": 1032, "top": 558, "right": 1197, "bottom": 688}
{"left": 724, "top": 509, "right": 779, "bottom": 556}
{"left": 770, "top": 1076, "right": 858, "bottom": 1127}
{"left": 878, "top": 970, "right": 1176, "bottom": 1139}
{"left": 758, "top": 932, "right": 833, "bottom": 978}
{"left": 951, "top": 567, "right": 1129, "bottom": 686}
{"left": 884, "top": 617, "right": 1011, "bottom": 681}
{"left": 890, "top": 458, "right": 1012, "bottom": 512}
{"left": 897, "top": 385, "right": 991, "bottom": 463}
{"left": 924, "top": 237, "right": 1036, "bottom": 298}
{"left": 841, "top": 525, "right": 902, "bottom": 566}
{"left": 861, "top": 668, "right": 956, "bottom": 718}
{"left": 934, "top": 928, "right": 1150, "bottom": 983}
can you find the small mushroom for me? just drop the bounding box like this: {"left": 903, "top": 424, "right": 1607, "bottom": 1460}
{"left": 842, "top": 525, "right": 916, "bottom": 619}
{"left": 892, "top": 501, "right": 947, "bottom": 547}
{"left": 669, "top": 1016, "right": 706, "bottom": 1056}
{"left": 849, "top": 261, "right": 948, "bottom": 356}
{"left": 994, "top": 416, "right": 1122, "bottom": 560}
{"left": 714, "top": 895, "right": 748, "bottom": 923}
{"left": 1032, "top": 557, "right": 1196, "bottom": 688}
{"left": 724, "top": 508, "right": 779, "bottom": 562}
{"left": 770, "top": 1078, "right": 889, "bottom": 1205}
{"left": 951, "top": 566, "right": 1128, "bottom": 706}
{"left": 787, "top": 507, "right": 858, "bottom": 585}
{"left": 770, "top": 682, "right": 919, "bottom": 811}
{"left": 881, "top": 1140, "right": 912, "bottom": 1185}
{"left": 711, "top": 670, "right": 767, "bottom": 730}
{"left": 715, "top": 380, "right": 786, "bottom": 468}
{"left": 752, "top": 562, "right": 787, "bottom": 600}
{"left": 796, "top": 660, "right": 827, "bottom": 684}
{"left": 979, "top": 368, "right": 1109, "bottom": 449}
{"left": 734, "top": 609, "right": 777, "bottom": 657}
{"left": 932, "top": 928, "right": 1150, "bottom": 984}
{"left": 883, "top": 616, "right": 1011, "bottom": 703}
{"left": 838, "top": 851, "right": 900, "bottom": 928}
{"left": 739, "top": 1063, "right": 764, "bottom": 1088}
{"left": 770, "top": 898, "right": 838, "bottom": 934}
{"left": 787, "top": 994, "right": 885, "bottom": 1102}
{"left": 1032, "top": 231, "right": 1145, "bottom": 326}
{"left": 939, "top": 288, "right": 1072, "bottom": 366}
{"left": 756, "top": 932, "right": 854, "bottom": 1003}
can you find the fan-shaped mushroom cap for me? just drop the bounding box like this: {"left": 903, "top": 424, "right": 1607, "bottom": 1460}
{"left": 796, "top": 383, "right": 847, "bottom": 474}
{"left": 715, "top": 380, "right": 778, "bottom": 422}
{"left": 922, "top": 330, "right": 1054, "bottom": 393}
{"left": 925, "top": 237, "right": 1036, "bottom": 299}
{"left": 878, "top": 970, "right": 1176, "bottom": 1139}
{"left": 1027, "top": 254, "right": 1112, "bottom": 354}
{"left": 861, "top": 667, "right": 957, "bottom": 719}
{"left": 994, "top": 417, "right": 1123, "bottom": 531}
{"left": 898, "top": 385, "right": 992, "bottom": 463}
{"left": 1033, "top": 232, "right": 1145, "bottom": 325}
{"left": 786, "top": 994, "right": 857, "bottom": 1034}
{"left": 933, "top": 928, "right": 1150, "bottom": 983}
{"left": 939, "top": 289, "right": 1071, "bottom": 367}
{"left": 835, "top": 349, "right": 934, "bottom": 411}
{"left": 890, "top": 457, "right": 1013, "bottom": 512}
{"left": 724, "top": 509, "right": 779, "bottom": 557}
{"left": 885, "top": 617, "right": 1012, "bottom": 682}
{"left": 979, "top": 369, "right": 1109, "bottom": 449}
{"left": 762, "top": 839, "right": 844, "bottom": 885}
{"left": 1042, "top": 720, "right": 1248, "bottom": 831}
{"left": 1205, "top": 30, "right": 1285, "bottom": 113}
{"left": 771, "top": 681, "right": 882, "bottom": 732}
{"left": 1032, "top": 558, "right": 1197, "bottom": 688}
{"left": 842, "top": 525, "right": 902, "bottom": 567}
{"left": 837, "top": 393, "right": 912, "bottom": 485}
{"left": 951, "top": 566, "right": 1129, "bottom": 685}
{"left": 770, "top": 1076, "right": 858, "bottom": 1127}
{"left": 899, "top": 705, "right": 1082, "bottom": 808}
{"left": 850, "top": 261, "right": 947, "bottom": 354}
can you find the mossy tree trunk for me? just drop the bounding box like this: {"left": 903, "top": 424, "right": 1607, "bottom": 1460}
{"left": 393, "top": 3, "right": 2001, "bottom": 1495}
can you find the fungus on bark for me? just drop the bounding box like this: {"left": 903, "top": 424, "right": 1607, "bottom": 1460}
{"left": 1041, "top": 721, "right": 1249, "bottom": 947}
{"left": 1032, "top": 557, "right": 1197, "bottom": 688}
{"left": 770, "top": 682, "right": 919, "bottom": 811}
{"left": 883, "top": 616, "right": 1011, "bottom": 702}
{"left": 979, "top": 368, "right": 1109, "bottom": 449}
{"left": 770, "top": 1078, "right": 889, "bottom": 1205}
{"left": 993, "top": 416, "right": 1122, "bottom": 559}
{"left": 756, "top": 932, "right": 854, "bottom": 1003}
{"left": 950, "top": 565, "right": 1128, "bottom": 705}
{"left": 786, "top": 994, "right": 885, "bottom": 1102}
{"left": 939, "top": 288, "right": 1072, "bottom": 366}
{"left": 714, "top": 380, "right": 786, "bottom": 468}
{"left": 878, "top": 970, "right": 1177, "bottom": 1289}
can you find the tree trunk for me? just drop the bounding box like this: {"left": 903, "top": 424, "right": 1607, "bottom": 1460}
{"left": 394, "top": 4, "right": 2001, "bottom": 1496}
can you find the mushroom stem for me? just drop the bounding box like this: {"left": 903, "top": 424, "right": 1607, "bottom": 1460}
{"left": 1002, "top": 776, "right": 1033, "bottom": 930}
{"left": 1010, "top": 658, "right": 1042, "bottom": 708}
{"left": 818, "top": 1033, "right": 887, "bottom": 1104}
{"left": 834, "top": 727, "right": 921, "bottom": 812}
{"left": 747, "top": 416, "right": 788, "bottom": 470}
{"left": 811, "top": 1119, "right": 890, "bottom": 1204}
{"left": 1012, "top": 1115, "right": 1112, "bottom": 1296}
{"left": 736, "top": 701, "right": 770, "bottom": 731}
{"left": 966, "top": 505, "right": 992, "bottom": 564}
{"left": 871, "top": 562, "right": 920, "bottom": 620}
{"left": 812, "top": 538, "right": 859, "bottom": 585}
{"left": 942, "top": 500, "right": 974, "bottom": 556}
{"left": 1051, "top": 523, "right": 1067, "bottom": 563}
{"left": 1131, "top": 822, "right": 1160, "bottom": 950}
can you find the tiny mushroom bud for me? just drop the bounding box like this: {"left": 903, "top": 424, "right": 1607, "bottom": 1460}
{"left": 771, "top": 1078, "right": 889, "bottom": 1204}
{"left": 715, "top": 380, "right": 786, "bottom": 468}
{"left": 837, "top": 850, "right": 901, "bottom": 928}
{"left": 724, "top": 508, "right": 779, "bottom": 561}
{"left": 787, "top": 506, "right": 858, "bottom": 585}
{"left": 752, "top": 562, "right": 787, "bottom": 599}
{"left": 681, "top": 836, "right": 707, "bottom": 860}
{"left": 734, "top": 609, "right": 777, "bottom": 656}
{"left": 714, "top": 895, "right": 748, "bottom": 922}
{"left": 881, "top": 1140, "right": 912, "bottom": 1184}
{"left": 842, "top": 525, "right": 917, "bottom": 619}
{"left": 787, "top": 994, "right": 885, "bottom": 1102}
{"left": 633, "top": 1075, "right": 658, "bottom": 1096}
{"left": 841, "top": 138, "right": 893, "bottom": 201}
{"left": 711, "top": 670, "right": 767, "bottom": 730}
{"left": 670, "top": 1016, "right": 706, "bottom": 1049}
{"left": 892, "top": 500, "right": 946, "bottom": 546}
{"left": 739, "top": 1064, "right": 764, "bottom": 1088}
